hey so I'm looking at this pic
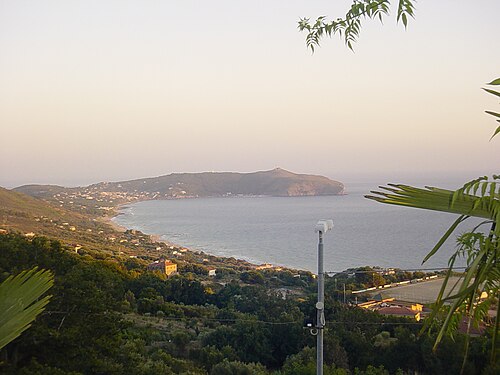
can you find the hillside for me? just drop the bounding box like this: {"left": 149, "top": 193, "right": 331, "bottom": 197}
{"left": 0, "top": 187, "right": 90, "bottom": 226}
{"left": 96, "top": 167, "right": 344, "bottom": 197}
{"left": 15, "top": 168, "right": 344, "bottom": 210}
{"left": 0, "top": 187, "right": 141, "bottom": 257}
{"left": 0, "top": 187, "right": 163, "bottom": 259}
{"left": 6, "top": 168, "right": 344, "bottom": 260}
{"left": 0, "top": 187, "right": 260, "bottom": 269}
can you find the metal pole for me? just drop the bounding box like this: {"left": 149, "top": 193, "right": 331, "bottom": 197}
{"left": 317, "top": 231, "right": 324, "bottom": 375}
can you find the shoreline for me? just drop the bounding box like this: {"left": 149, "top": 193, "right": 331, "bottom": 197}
{"left": 110, "top": 203, "right": 186, "bottom": 248}
{"left": 100, "top": 214, "right": 127, "bottom": 233}
{"left": 100, "top": 199, "right": 450, "bottom": 276}
{"left": 107, "top": 202, "right": 269, "bottom": 270}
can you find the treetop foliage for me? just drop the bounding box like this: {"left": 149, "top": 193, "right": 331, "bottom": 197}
{"left": 1, "top": 232, "right": 496, "bottom": 374}
{"left": 298, "top": 0, "right": 415, "bottom": 51}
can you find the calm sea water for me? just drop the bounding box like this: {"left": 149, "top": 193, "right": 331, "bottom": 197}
{"left": 113, "top": 182, "right": 476, "bottom": 273}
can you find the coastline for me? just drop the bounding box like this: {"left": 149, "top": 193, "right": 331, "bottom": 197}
{"left": 110, "top": 203, "right": 181, "bottom": 248}
{"left": 107, "top": 201, "right": 267, "bottom": 269}
{"left": 100, "top": 213, "right": 127, "bottom": 233}
{"left": 103, "top": 194, "right": 450, "bottom": 273}
{"left": 95, "top": 196, "right": 444, "bottom": 274}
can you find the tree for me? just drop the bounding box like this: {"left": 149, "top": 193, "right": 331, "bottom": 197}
{"left": 298, "top": 0, "right": 499, "bottom": 368}
{"left": 298, "top": 0, "right": 415, "bottom": 51}
{"left": 209, "top": 359, "right": 268, "bottom": 375}
{"left": 355, "top": 267, "right": 386, "bottom": 287}
{"left": 240, "top": 270, "right": 265, "bottom": 285}
{"left": 280, "top": 347, "right": 347, "bottom": 375}
{"left": 366, "top": 80, "right": 500, "bottom": 367}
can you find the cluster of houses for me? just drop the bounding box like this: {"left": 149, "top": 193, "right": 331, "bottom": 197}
{"left": 48, "top": 183, "right": 200, "bottom": 214}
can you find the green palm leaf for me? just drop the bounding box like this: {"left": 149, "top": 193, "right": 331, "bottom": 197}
{"left": 0, "top": 267, "right": 54, "bottom": 350}
{"left": 366, "top": 181, "right": 499, "bottom": 366}
{"left": 366, "top": 184, "right": 499, "bottom": 221}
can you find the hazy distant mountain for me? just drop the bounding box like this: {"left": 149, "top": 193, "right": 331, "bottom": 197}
{"left": 90, "top": 168, "right": 344, "bottom": 197}
{"left": 14, "top": 168, "right": 345, "bottom": 209}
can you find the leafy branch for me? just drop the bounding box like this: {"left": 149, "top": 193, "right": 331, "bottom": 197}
{"left": 485, "top": 78, "right": 500, "bottom": 139}
{"left": 298, "top": 0, "right": 415, "bottom": 51}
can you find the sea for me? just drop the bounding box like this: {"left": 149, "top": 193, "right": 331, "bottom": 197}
{"left": 113, "top": 181, "right": 480, "bottom": 273}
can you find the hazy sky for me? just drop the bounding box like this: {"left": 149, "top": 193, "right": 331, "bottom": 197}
{"left": 1, "top": 0, "right": 499, "bottom": 187}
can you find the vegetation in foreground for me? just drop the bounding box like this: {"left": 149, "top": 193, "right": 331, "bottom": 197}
{"left": 0, "top": 233, "right": 497, "bottom": 374}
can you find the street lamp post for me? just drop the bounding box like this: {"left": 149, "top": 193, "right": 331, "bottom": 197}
{"left": 314, "top": 219, "right": 333, "bottom": 375}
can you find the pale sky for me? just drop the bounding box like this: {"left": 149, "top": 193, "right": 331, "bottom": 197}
{"left": 1, "top": 1, "right": 499, "bottom": 188}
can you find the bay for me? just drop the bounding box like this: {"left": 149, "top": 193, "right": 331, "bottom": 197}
{"left": 113, "top": 182, "right": 477, "bottom": 273}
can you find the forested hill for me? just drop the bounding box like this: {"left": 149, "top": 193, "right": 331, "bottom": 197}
{"left": 15, "top": 168, "right": 344, "bottom": 202}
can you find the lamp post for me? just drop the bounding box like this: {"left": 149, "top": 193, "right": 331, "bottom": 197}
{"left": 314, "top": 219, "right": 333, "bottom": 375}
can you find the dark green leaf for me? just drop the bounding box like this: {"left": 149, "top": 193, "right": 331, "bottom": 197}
{"left": 483, "top": 88, "right": 500, "bottom": 98}
{"left": 490, "top": 126, "right": 500, "bottom": 140}
{"left": 487, "top": 78, "right": 500, "bottom": 85}
{"left": 402, "top": 13, "right": 408, "bottom": 27}
{"left": 486, "top": 111, "right": 500, "bottom": 119}
{"left": 422, "top": 215, "right": 467, "bottom": 263}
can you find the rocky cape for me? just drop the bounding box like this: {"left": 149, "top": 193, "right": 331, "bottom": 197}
{"left": 15, "top": 168, "right": 345, "bottom": 200}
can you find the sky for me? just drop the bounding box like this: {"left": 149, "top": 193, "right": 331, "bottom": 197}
{"left": 1, "top": 0, "right": 499, "bottom": 188}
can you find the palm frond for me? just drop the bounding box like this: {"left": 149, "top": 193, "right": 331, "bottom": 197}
{"left": 366, "top": 184, "right": 499, "bottom": 222}
{"left": 0, "top": 267, "right": 54, "bottom": 350}
{"left": 367, "top": 178, "right": 499, "bottom": 365}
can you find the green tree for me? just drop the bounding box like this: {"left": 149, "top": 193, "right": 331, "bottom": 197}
{"left": 209, "top": 359, "right": 268, "bottom": 375}
{"left": 280, "top": 347, "right": 347, "bottom": 375}
{"left": 354, "top": 365, "right": 390, "bottom": 375}
{"left": 240, "top": 270, "right": 265, "bottom": 285}
{"left": 298, "top": 0, "right": 499, "bottom": 366}
{"left": 355, "top": 267, "right": 386, "bottom": 287}
{"left": 298, "top": 0, "right": 415, "bottom": 51}
{"left": 165, "top": 276, "right": 207, "bottom": 305}
{"left": 366, "top": 79, "right": 500, "bottom": 366}
{"left": 194, "top": 345, "right": 238, "bottom": 372}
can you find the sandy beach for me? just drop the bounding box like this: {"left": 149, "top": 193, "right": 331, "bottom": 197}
{"left": 99, "top": 213, "right": 127, "bottom": 233}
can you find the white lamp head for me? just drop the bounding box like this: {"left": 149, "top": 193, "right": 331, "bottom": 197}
{"left": 315, "top": 219, "right": 333, "bottom": 233}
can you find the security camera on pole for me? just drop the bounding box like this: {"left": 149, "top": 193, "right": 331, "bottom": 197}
{"left": 314, "top": 219, "right": 333, "bottom": 375}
